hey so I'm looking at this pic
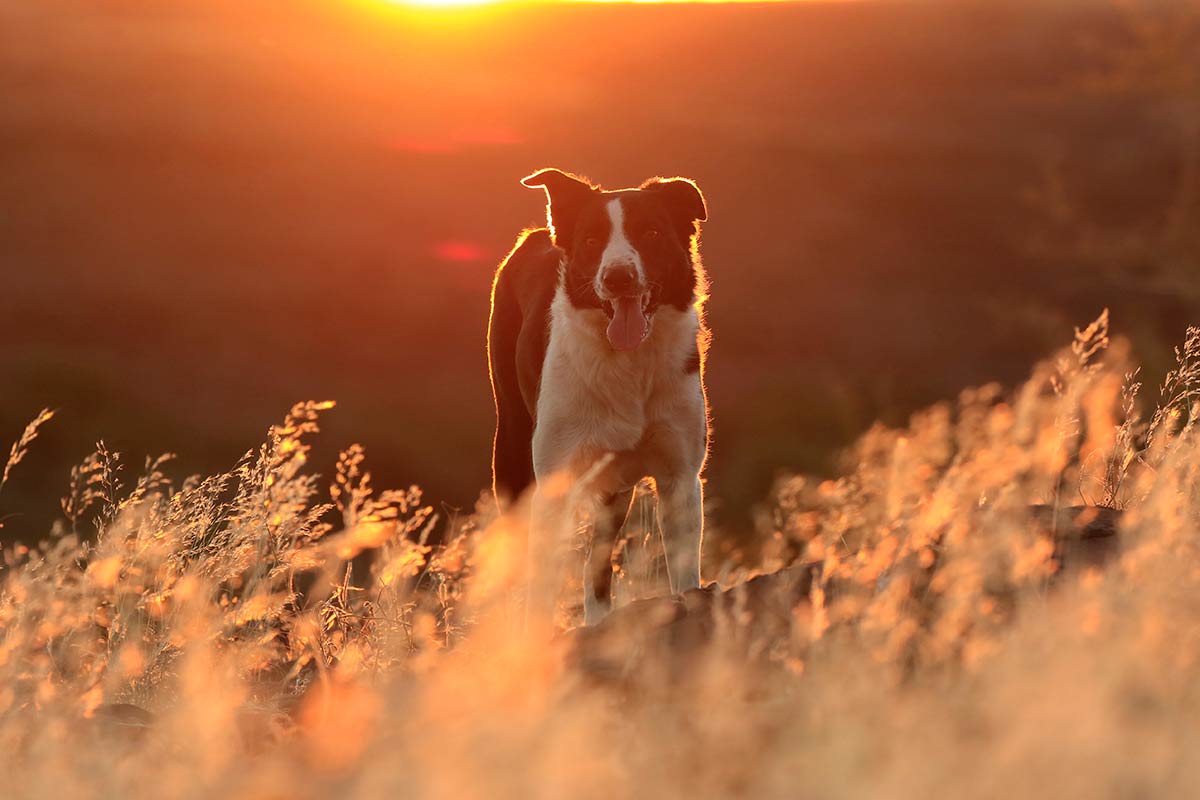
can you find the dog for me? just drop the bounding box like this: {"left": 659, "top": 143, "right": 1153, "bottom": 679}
{"left": 488, "top": 168, "right": 711, "bottom": 626}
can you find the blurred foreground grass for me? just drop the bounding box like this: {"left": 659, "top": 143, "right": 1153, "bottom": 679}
{"left": 4, "top": 311, "right": 1200, "bottom": 798}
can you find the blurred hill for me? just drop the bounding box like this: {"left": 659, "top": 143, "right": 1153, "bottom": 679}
{"left": 1, "top": 0, "right": 1195, "bottom": 547}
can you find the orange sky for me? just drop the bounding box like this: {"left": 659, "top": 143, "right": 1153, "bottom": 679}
{"left": 394, "top": 0, "right": 803, "bottom": 6}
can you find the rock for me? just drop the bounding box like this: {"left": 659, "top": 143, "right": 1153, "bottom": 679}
{"left": 1028, "top": 504, "right": 1123, "bottom": 573}
{"left": 568, "top": 564, "right": 817, "bottom": 684}
{"left": 567, "top": 506, "right": 1127, "bottom": 681}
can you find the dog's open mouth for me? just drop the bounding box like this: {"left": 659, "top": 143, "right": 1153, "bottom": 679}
{"left": 601, "top": 293, "right": 651, "bottom": 352}
{"left": 599, "top": 294, "right": 651, "bottom": 319}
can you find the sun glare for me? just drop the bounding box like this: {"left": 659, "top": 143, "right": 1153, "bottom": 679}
{"left": 388, "top": 0, "right": 497, "bottom": 6}
{"left": 384, "top": 0, "right": 799, "bottom": 7}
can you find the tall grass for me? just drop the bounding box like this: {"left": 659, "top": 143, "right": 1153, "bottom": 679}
{"left": 3, "top": 312, "right": 1200, "bottom": 798}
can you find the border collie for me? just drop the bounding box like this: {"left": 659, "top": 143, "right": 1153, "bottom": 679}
{"left": 488, "top": 168, "right": 711, "bottom": 626}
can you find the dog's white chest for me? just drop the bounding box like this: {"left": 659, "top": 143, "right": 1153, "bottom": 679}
{"left": 532, "top": 288, "right": 701, "bottom": 479}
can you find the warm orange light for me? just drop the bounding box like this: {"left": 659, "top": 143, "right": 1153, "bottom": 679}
{"left": 386, "top": 0, "right": 498, "bottom": 6}
{"left": 383, "top": 0, "right": 802, "bottom": 6}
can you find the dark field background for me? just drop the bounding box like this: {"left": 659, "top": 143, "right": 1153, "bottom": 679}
{"left": 2, "top": 0, "right": 1197, "bottom": 550}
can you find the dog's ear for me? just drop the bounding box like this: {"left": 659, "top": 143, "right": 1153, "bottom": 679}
{"left": 640, "top": 177, "right": 707, "bottom": 239}
{"left": 521, "top": 168, "right": 597, "bottom": 248}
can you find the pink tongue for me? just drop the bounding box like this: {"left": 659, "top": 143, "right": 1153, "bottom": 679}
{"left": 606, "top": 296, "right": 649, "bottom": 351}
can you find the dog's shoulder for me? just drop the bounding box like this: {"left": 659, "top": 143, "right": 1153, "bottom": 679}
{"left": 496, "top": 228, "right": 560, "bottom": 307}
{"left": 492, "top": 228, "right": 563, "bottom": 419}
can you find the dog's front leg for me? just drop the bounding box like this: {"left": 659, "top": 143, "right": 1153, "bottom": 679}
{"left": 656, "top": 474, "right": 704, "bottom": 594}
{"left": 583, "top": 487, "right": 635, "bottom": 625}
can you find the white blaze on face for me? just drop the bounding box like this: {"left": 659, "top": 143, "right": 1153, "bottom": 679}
{"left": 594, "top": 197, "right": 645, "bottom": 295}
{"left": 596, "top": 197, "right": 651, "bottom": 352}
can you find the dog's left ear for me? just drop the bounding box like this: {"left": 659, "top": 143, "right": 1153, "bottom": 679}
{"left": 640, "top": 177, "right": 708, "bottom": 236}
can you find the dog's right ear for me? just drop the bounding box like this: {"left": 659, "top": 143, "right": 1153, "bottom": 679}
{"left": 521, "top": 168, "right": 597, "bottom": 248}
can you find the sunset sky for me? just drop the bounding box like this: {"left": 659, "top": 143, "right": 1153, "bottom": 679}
{"left": 385, "top": 0, "right": 804, "bottom": 7}
{"left": 2, "top": 0, "right": 1185, "bottom": 542}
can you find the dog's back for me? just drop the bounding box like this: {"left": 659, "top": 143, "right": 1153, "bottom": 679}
{"left": 488, "top": 228, "right": 559, "bottom": 506}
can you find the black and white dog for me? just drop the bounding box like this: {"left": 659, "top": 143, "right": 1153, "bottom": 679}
{"left": 488, "top": 168, "right": 711, "bottom": 625}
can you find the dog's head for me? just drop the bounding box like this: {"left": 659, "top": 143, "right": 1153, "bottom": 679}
{"left": 522, "top": 168, "right": 707, "bottom": 352}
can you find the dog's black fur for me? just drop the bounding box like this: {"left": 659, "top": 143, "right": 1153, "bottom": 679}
{"left": 488, "top": 169, "right": 707, "bottom": 507}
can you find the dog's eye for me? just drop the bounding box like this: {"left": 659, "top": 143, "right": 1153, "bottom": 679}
{"left": 644, "top": 228, "right": 660, "bottom": 241}
{"left": 584, "top": 236, "right": 601, "bottom": 249}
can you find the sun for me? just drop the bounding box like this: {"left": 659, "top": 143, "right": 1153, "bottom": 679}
{"left": 387, "top": 0, "right": 498, "bottom": 5}
{"left": 378, "top": 0, "right": 804, "bottom": 8}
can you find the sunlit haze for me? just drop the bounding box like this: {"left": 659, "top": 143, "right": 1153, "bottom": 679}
{"left": 4, "top": 1, "right": 1200, "bottom": 797}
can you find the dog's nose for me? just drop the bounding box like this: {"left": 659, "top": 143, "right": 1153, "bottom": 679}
{"left": 601, "top": 266, "right": 637, "bottom": 296}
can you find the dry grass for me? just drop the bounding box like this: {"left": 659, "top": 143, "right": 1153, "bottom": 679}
{"left": 3, "top": 312, "right": 1200, "bottom": 798}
